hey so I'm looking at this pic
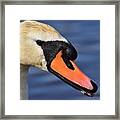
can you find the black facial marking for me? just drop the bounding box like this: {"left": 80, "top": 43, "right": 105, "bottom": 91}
{"left": 36, "top": 40, "right": 77, "bottom": 68}
{"left": 40, "top": 41, "right": 68, "bottom": 66}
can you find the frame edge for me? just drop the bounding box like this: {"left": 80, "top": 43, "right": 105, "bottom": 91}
{"left": 1, "top": 0, "right": 119, "bottom": 119}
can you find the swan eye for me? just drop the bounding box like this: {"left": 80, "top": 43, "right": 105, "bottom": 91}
{"left": 62, "top": 44, "right": 78, "bottom": 61}
{"left": 36, "top": 40, "right": 44, "bottom": 46}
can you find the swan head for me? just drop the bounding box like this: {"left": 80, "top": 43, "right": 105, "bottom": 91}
{"left": 20, "top": 20, "right": 98, "bottom": 96}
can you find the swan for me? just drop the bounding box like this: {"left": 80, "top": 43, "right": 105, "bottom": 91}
{"left": 20, "top": 20, "right": 98, "bottom": 99}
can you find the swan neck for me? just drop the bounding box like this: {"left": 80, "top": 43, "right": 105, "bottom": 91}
{"left": 20, "top": 64, "right": 29, "bottom": 100}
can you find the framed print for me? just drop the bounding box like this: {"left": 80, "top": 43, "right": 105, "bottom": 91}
{"left": 20, "top": 20, "right": 100, "bottom": 100}
{"left": 0, "top": 0, "right": 119, "bottom": 119}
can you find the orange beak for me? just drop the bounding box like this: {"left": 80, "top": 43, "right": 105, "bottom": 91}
{"left": 49, "top": 50, "right": 98, "bottom": 96}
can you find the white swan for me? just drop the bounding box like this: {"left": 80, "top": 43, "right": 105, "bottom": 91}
{"left": 20, "top": 21, "right": 97, "bottom": 99}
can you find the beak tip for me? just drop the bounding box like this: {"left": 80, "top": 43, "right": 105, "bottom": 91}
{"left": 89, "top": 79, "right": 98, "bottom": 94}
{"left": 80, "top": 79, "right": 98, "bottom": 97}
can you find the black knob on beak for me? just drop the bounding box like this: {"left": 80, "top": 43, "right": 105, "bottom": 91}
{"left": 62, "top": 43, "right": 78, "bottom": 60}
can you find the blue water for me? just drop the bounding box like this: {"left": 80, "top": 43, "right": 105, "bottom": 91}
{"left": 27, "top": 20, "right": 100, "bottom": 100}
